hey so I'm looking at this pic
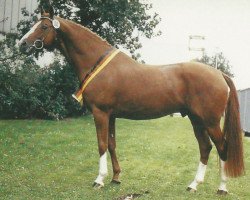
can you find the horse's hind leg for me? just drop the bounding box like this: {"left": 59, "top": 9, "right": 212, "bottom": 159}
{"left": 206, "top": 126, "right": 227, "bottom": 162}
{"left": 108, "top": 117, "right": 121, "bottom": 184}
{"left": 187, "top": 115, "right": 212, "bottom": 192}
{"left": 206, "top": 126, "right": 228, "bottom": 194}
{"left": 217, "top": 160, "right": 228, "bottom": 195}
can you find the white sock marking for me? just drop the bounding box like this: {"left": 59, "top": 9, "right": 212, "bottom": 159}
{"left": 218, "top": 160, "right": 228, "bottom": 192}
{"left": 94, "top": 152, "right": 108, "bottom": 186}
{"left": 188, "top": 161, "right": 207, "bottom": 190}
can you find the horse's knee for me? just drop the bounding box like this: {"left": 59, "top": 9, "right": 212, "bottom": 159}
{"left": 198, "top": 138, "right": 212, "bottom": 163}
{"left": 200, "top": 144, "right": 212, "bottom": 164}
{"left": 98, "top": 141, "right": 108, "bottom": 155}
{"left": 205, "top": 144, "right": 213, "bottom": 155}
{"left": 202, "top": 143, "right": 212, "bottom": 154}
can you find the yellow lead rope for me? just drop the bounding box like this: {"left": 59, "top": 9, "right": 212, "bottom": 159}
{"left": 72, "top": 49, "right": 120, "bottom": 105}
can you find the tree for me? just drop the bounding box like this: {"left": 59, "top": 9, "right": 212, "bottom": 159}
{"left": 197, "top": 52, "right": 234, "bottom": 77}
{"left": 37, "top": 0, "right": 161, "bottom": 60}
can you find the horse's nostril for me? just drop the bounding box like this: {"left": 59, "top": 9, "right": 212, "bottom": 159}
{"left": 19, "top": 40, "right": 30, "bottom": 53}
{"left": 21, "top": 40, "right": 27, "bottom": 47}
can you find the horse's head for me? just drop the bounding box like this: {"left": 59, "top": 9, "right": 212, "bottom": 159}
{"left": 19, "top": 5, "right": 60, "bottom": 54}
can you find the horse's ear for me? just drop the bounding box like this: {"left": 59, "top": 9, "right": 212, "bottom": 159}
{"left": 40, "top": 6, "right": 46, "bottom": 16}
{"left": 48, "top": 5, "right": 54, "bottom": 19}
{"left": 40, "top": 0, "right": 54, "bottom": 18}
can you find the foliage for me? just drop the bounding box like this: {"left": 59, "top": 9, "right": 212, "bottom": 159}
{"left": 17, "top": 8, "right": 38, "bottom": 37}
{"left": 197, "top": 52, "right": 234, "bottom": 77}
{"left": 39, "top": 0, "right": 161, "bottom": 60}
{"left": 0, "top": 116, "right": 249, "bottom": 199}
{"left": 0, "top": 35, "right": 83, "bottom": 119}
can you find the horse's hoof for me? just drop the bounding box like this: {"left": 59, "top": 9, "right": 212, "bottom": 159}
{"left": 217, "top": 190, "right": 228, "bottom": 195}
{"left": 93, "top": 182, "right": 104, "bottom": 189}
{"left": 111, "top": 179, "right": 121, "bottom": 184}
{"left": 186, "top": 187, "right": 196, "bottom": 193}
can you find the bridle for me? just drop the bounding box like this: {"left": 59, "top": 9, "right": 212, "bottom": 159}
{"left": 32, "top": 16, "right": 59, "bottom": 50}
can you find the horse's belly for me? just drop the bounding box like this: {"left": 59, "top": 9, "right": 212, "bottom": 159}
{"left": 116, "top": 110, "right": 176, "bottom": 120}
{"left": 113, "top": 95, "right": 182, "bottom": 120}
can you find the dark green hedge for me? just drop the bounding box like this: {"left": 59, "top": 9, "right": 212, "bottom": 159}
{"left": 0, "top": 35, "right": 85, "bottom": 120}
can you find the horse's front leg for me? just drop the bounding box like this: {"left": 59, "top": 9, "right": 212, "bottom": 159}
{"left": 93, "top": 108, "right": 109, "bottom": 188}
{"left": 108, "top": 117, "right": 121, "bottom": 184}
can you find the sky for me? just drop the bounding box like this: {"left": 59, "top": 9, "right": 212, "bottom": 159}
{"left": 138, "top": 0, "right": 250, "bottom": 90}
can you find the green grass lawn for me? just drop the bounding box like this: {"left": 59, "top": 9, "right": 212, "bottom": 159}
{"left": 0, "top": 116, "right": 249, "bottom": 200}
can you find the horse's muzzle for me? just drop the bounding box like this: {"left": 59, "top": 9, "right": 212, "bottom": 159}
{"left": 19, "top": 40, "right": 34, "bottom": 54}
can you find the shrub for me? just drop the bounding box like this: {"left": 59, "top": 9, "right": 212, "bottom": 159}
{"left": 0, "top": 35, "right": 84, "bottom": 119}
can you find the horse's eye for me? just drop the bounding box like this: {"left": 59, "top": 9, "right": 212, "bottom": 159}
{"left": 41, "top": 25, "right": 48, "bottom": 30}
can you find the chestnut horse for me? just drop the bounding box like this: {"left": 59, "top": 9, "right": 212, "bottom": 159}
{"left": 19, "top": 6, "right": 244, "bottom": 194}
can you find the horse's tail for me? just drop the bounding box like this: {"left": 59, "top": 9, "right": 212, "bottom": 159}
{"left": 222, "top": 73, "right": 244, "bottom": 177}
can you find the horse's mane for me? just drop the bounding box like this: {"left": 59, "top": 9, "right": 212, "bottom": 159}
{"left": 61, "top": 17, "right": 111, "bottom": 47}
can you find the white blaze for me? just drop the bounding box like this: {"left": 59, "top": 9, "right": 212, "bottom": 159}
{"left": 18, "top": 21, "right": 41, "bottom": 45}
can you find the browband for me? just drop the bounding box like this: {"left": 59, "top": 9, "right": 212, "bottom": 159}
{"left": 41, "top": 16, "right": 60, "bottom": 29}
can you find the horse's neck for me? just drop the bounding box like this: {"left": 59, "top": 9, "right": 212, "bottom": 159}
{"left": 57, "top": 18, "right": 111, "bottom": 81}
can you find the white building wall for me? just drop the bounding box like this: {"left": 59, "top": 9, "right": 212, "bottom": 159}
{"left": 238, "top": 88, "right": 250, "bottom": 133}
{"left": 0, "top": 0, "right": 38, "bottom": 33}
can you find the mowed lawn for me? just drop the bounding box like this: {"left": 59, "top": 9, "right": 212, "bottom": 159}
{"left": 0, "top": 116, "right": 249, "bottom": 200}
